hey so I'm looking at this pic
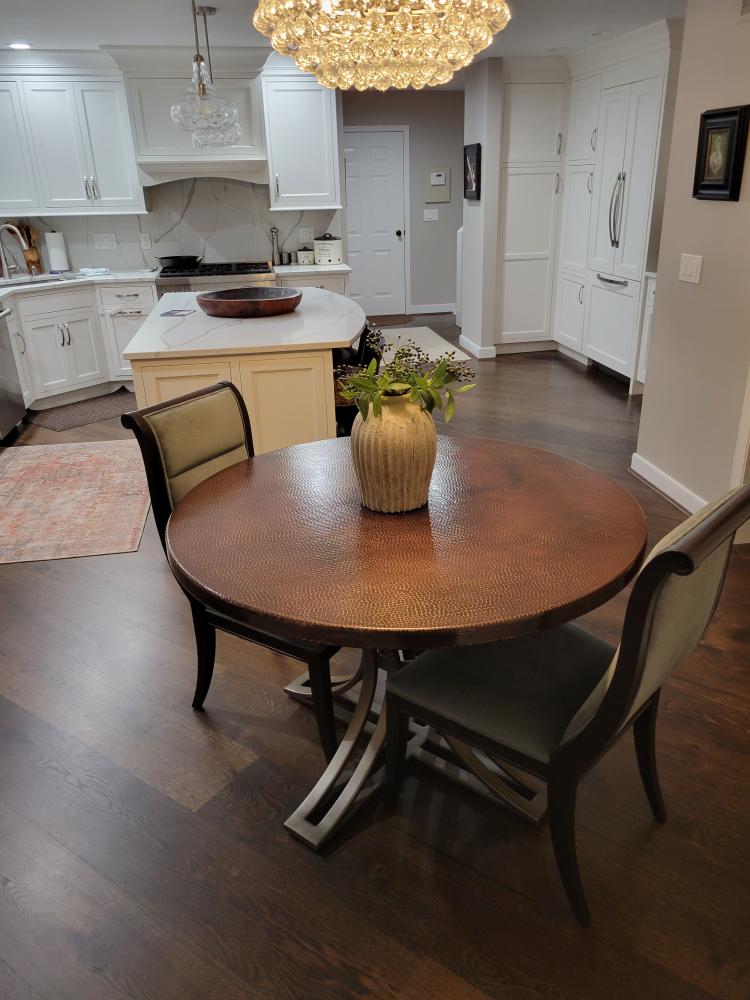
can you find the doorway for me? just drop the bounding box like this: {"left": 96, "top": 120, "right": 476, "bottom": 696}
{"left": 343, "top": 127, "right": 408, "bottom": 316}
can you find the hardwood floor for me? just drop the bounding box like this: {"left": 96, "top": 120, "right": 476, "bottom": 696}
{"left": 1, "top": 329, "right": 748, "bottom": 999}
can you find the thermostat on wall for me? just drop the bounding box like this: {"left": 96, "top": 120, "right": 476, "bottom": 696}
{"left": 425, "top": 168, "right": 450, "bottom": 204}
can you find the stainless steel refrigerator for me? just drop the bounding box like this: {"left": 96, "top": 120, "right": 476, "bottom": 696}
{"left": 0, "top": 305, "right": 26, "bottom": 441}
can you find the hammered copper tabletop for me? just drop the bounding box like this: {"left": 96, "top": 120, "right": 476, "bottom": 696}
{"left": 166, "top": 436, "right": 647, "bottom": 649}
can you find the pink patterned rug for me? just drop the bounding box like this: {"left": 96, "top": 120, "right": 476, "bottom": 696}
{"left": 0, "top": 441, "right": 150, "bottom": 564}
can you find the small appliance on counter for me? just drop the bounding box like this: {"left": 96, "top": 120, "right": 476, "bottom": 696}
{"left": 297, "top": 247, "right": 315, "bottom": 265}
{"left": 313, "top": 234, "right": 343, "bottom": 265}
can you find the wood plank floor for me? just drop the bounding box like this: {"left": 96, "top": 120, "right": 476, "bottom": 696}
{"left": 1, "top": 327, "right": 748, "bottom": 1000}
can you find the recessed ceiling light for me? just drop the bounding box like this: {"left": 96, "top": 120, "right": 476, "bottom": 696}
{"left": 8, "top": 41, "right": 31, "bottom": 50}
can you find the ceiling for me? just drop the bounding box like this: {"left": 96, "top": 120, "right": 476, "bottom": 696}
{"left": 1, "top": 0, "right": 686, "bottom": 56}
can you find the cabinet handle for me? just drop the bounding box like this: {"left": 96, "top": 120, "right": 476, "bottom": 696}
{"left": 16, "top": 332, "right": 26, "bottom": 355}
{"left": 83, "top": 175, "right": 91, "bottom": 199}
{"left": 597, "top": 273, "right": 629, "bottom": 287}
{"left": 608, "top": 173, "right": 620, "bottom": 247}
{"left": 587, "top": 171, "right": 593, "bottom": 194}
{"left": 91, "top": 176, "right": 100, "bottom": 200}
{"left": 578, "top": 285, "right": 584, "bottom": 305}
{"left": 116, "top": 292, "right": 139, "bottom": 299}
{"left": 557, "top": 131, "right": 563, "bottom": 156}
{"left": 275, "top": 173, "right": 280, "bottom": 199}
{"left": 110, "top": 309, "right": 145, "bottom": 317}
{"left": 57, "top": 323, "right": 65, "bottom": 346}
{"left": 591, "top": 127, "right": 598, "bottom": 152}
{"left": 64, "top": 322, "right": 71, "bottom": 346}
{"left": 614, "top": 171, "right": 626, "bottom": 248}
{"left": 554, "top": 172, "right": 560, "bottom": 194}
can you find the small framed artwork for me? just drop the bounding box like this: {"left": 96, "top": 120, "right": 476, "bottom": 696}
{"left": 693, "top": 105, "right": 750, "bottom": 201}
{"left": 464, "top": 143, "right": 481, "bottom": 201}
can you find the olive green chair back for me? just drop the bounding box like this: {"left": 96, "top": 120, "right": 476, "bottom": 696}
{"left": 122, "top": 381, "right": 254, "bottom": 549}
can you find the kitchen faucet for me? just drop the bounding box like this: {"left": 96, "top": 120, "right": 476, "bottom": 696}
{"left": 0, "top": 224, "right": 34, "bottom": 280}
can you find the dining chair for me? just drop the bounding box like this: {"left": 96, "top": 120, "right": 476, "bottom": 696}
{"left": 334, "top": 325, "right": 382, "bottom": 437}
{"left": 122, "top": 381, "right": 340, "bottom": 761}
{"left": 384, "top": 484, "right": 750, "bottom": 926}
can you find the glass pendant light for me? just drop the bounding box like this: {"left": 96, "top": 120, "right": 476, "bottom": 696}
{"left": 171, "top": 1, "right": 242, "bottom": 147}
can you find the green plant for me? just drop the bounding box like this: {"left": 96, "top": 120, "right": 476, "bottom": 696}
{"left": 338, "top": 333, "right": 475, "bottom": 422}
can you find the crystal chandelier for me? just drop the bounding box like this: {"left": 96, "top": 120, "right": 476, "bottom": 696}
{"left": 171, "top": 2, "right": 243, "bottom": 147}
{"left": 253, "top": 0, "right": 512, "bottom": 91}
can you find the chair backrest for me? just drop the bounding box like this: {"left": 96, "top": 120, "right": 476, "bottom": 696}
{"left": 561, "top": 484, "right": 750, "bottom": 757}
{"left": 121, "top": 381, "right": 254, "bottom": 549}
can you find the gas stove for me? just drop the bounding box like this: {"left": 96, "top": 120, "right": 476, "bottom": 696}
{"left": 156, "top": 260, "right": 276, "bottom": 295}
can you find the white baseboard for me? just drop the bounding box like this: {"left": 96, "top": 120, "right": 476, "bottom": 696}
{"left": 459, "top": 335, "right": 497, "bottom": 359}
{"left": 409, "top": 303, "right": 456, "bottom": 315}
{"left": 495, "top": 340, "right": 557, "bottom": 355}
{"left": 630, "top": 453, "right": 707, "bottom": 514}
{"left": 557, "top": 344, "right": 590, "bottom": 366}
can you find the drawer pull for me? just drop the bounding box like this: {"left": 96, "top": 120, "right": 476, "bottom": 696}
{"left": 596, "top": 274, "right": 629, "bottom": 288}
{"left": 110, "top": 310, "right": 145, "bottom": 317}
{"left": 578, "top": 285, "right": 584, "bottom": 305}
{"left": 116, "top": 292, "right": 140, "bottom": 299}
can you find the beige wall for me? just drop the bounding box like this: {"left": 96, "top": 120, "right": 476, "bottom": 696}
{"left": 342, "top": 90, "right": 464, "bottom": 310}
{"left": 635, "top": 0, "right": 750, "bottom": 508}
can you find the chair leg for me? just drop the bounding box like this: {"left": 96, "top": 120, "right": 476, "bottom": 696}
{"left": 633, "top": 691, "right": 667, "bottom": 822}
{"left": 548, "top": 776, "right": 591, "bottom": 927}
{"left": 385, "top": 695, "right": 409, "bottom": 807}
{"left": 307, "top": 654, "right": 338, "bottom": 763}
{"left": 190, "top": 601, "right": 216, "bottom": 710}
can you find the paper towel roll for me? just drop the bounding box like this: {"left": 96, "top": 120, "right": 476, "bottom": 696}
{"left": 45, "top": 231, "right": 69, "bottom": 273}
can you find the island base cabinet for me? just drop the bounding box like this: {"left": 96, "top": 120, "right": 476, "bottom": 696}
{"left": 134, "top": 359, "right": 234, "bottom": 406}
{"left": 583, "top": 275, "right": 640, "bottom": 378}
{"left": 235, "top": 352, "right": 336, "bottom": 454}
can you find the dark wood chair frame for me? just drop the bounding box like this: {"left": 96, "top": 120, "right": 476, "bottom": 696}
{"left": 122, "top": 381, "right": 341, "bottom": 761}
{"left": 385, "top": 485, "right": 750, "bottom": 926}
{"left": 334, "top": 324, "right": 383, "bottom": 437}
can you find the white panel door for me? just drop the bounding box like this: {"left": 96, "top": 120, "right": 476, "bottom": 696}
{"left": 0, "top": 81, "right": 40, "bottom": 215}
{"left": 26, "top": 316, "right": 72, "bottom": 395}
{"left": 558, "top": 165, "right": 594, "bottom": 275}
{"left": 583, "top": 273, "right": 640, "bottom": 377}
{"left": 75, "top": 83, "right": 144, "bottom": 210}
{"left": 500, "top": 166, "right": 560, "bottom": 342}
{"left": 588, "top": 85, "right": 629, "bottom": 275}
{"left": 615, "top": 77, "right": 663, "bottom": 281}
{"left": 64, "top": 308, "right": 106, "bottom": 383}
{"left": 504, "top": 83, "right": 565, "bottom": 163}
{"left": 22, "top": 81, "right": 92, "bottom": 211}
{"left": 263, "top": 75, "right": 340, "bottom": 210}
{"left": 344, "top": 129, "right": 406, "bottom": 316}
{"left": 553, "top": 272, "right": 586, "bottom": 352}
{"left": 567, "top": 76, "right": 602, "bottom": 163}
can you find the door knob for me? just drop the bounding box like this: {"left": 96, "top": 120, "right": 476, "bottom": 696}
{"left": 396, "top": 229, "right": 403, "bottom": 238}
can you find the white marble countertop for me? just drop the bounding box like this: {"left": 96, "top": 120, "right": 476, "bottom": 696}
{"left": 273, "top": 263, "right": 351, "bottom": 276}
{"left": 124, "top": 288, "right": 366, "bottom": 361}
{"left": 0, "top": 270, "right": 158, "bottom": 303}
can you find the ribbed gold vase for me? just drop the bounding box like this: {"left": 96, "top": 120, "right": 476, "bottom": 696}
{"left": 351, "top": 395, "right": 438, "bottom": 513}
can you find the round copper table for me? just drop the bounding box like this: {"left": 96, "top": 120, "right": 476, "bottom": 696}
{"left": 167, "top": 436, "right": 646, "bottom": 847}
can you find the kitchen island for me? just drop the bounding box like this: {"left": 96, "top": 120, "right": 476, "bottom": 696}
{"left": 124, "top": 287, "right": 366, "bottom": 454}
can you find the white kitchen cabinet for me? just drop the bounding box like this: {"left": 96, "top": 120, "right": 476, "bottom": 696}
{"left": 636, "top": 275, "right": 656, "bottom": 383}
{"left": 558, "top": 164, "right": 595, "bottom": 275}
{"left": 136, "top": 359, "right": 235, "bottom": 406}
{"left": 64, "top": 308, "right": 107, "bottom": 383}
{"left": 583, "top": 273, "right": 640, "bottom": 377}
{"left": 262, "top": 72, "right": 341, "bottom": 211}
{"left": 21, "top": 79, "right": 144, "bottom": 215}
{"left": 98, "top": 282, "right": 157, "bottom": 377}
{"left": 589, "top": 85, "right": 630, "bottom": 275}
{"left": 0, "top": 80, "right": 41, "bottom": 215}
{"left": 25, "top": 314, "right": 71, "bottom": 394}
{"left": 566, "top": 76, "right": 602, "bottom": 163}
{"left": 504, "top": 83, "right": 565, "bottom": 164}
{"left": 278, "top": 275, "right": 348, "bottom": 295}
{"left": 553, "top": 272, "right": 586, "bottom": 353}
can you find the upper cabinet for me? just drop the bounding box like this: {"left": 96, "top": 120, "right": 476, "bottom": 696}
{"left": 76, "top": 83, "right": 145, "bottom": 210}
{"left": 262, "top": 71, "right": 342, "bottom": 211}
{"left": 22, "top": 82, "right": 92, "bottom": 212}
{"left": 566, "top": 75, "right": 601, "bottom": 163}
{"left": 504, "top": 83, "right": 566, "bottom": 164}
{"left": 0, "top": 80, "right": 40, "bottom": 216}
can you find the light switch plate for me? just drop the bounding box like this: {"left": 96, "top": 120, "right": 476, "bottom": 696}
{"left": 93, "top": 233, "right": 118, "bottom": 251}
{"left": 139, "top": 233, "right": 152, "bottom": 250}
{"left": 679, "top": 253, "right": 703, "bottom": 284}
{"left": 299, "top": 227, "right": 315, "bottom": 244}
{"left": 423, "top": 208, "right": 439, "bottom": 222}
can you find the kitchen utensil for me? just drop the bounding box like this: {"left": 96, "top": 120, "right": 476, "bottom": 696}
{"left": 313, "top": 234, "right": 343, "bottom": 265}
{"left": 297, "top": 248, "right": 315, "bottom": 265}
{"left": 196, "top": 286, "right": 302, "bottom": 318}
{"left": 270, "top": 226, "right": 281, "bottom": 266}
{"left": 281, "top": 251, "right": 291, "bottom": 265}
{"left": 156, "top": 255, "right": 203, "bottom": 269}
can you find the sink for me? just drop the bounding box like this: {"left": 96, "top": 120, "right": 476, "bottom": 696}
{"left": 0, "top": 274, "right": 69, "bottom": 288}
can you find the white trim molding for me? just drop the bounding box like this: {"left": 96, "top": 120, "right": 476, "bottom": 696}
{"left": 410, "top": 303, "right": 456, "bottom": 315}
{"left": 459, "top": 335, "right": 497, "bottom": 359}
{"left": 630, "top": 453, "right": 708, "bottom": 514}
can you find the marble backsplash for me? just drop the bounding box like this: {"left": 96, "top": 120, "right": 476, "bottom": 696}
{"left": 4, "top": 178, "right": 341, "bottom": 272}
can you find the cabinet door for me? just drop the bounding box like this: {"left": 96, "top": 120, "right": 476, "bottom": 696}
{"left": 262, "top": 75, "right": 341, "bottom": 210}
{"left": 236, "top": 352, "right": 335, "bottom": 454}
{"left": 499, "top": 166, "right": 560, "bottom": 342}
{"left": 504, "top": 83, "right": 565, "bottom": 163}
{"left": 583, "top": 273, "right": 640, "bottom": 377}
{"left": 279, "top": 275, "right": 348, "bottom": 294}
{"left": 588, "top": 85, "right": 629, "bottom": 275}
{"left": 558, "top": 165, "right": 594, "bottom": 275}
{"left": 136, "top": 360, "right": 234, "bottom": 407}
{"left": 553, "top": 273, "right": 586, "bottom": 352}
{"left": 0, "top": 80, "right": 41, "bottom": 215}
{"left": 22, "top": 81, "right": 92, "bottom": 211}
{"left": 615, "top": 77, "right": 663, "bottom": 281}
{"left": 104, "top": 312, "right": 148, "bottom": 377}
{"left": 64, "top": 308, "right": 106, "bottom": 383}
{"left": 26, "top": 316, "right": 72, "bottom": 395}
{"left": 567, "top": 76, "right": 601, "bottom": 163}
{"left": 76, "top": 82, "right": 144, "bottom": 210}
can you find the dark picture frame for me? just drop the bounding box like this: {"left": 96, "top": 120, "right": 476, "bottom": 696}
{"left": 463, "top": 143, "right": 481, "bottom": 201}
{"left": 693, "top": 105, "right": 750, "bottom": 201}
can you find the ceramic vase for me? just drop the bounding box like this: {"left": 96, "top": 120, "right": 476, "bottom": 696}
{"left": 350, "top": 394, "right": 437, "bottom": 513}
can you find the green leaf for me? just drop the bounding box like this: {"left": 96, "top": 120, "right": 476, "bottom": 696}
{"left": 366, "top": 358, "right": 377, "bottom": 377}
{"left": 429, "top": 387, "right": 443, "bottom": 410}
{"left": 454, "top": 383, "right": 476, "bottom": 393}
{"left": 444, "top": 391, "right": 456, "bottom": 422}
{"left": 356, "top": 395, "right": 369, "bottom": 421}
{"left": 388, "top": 382, "right": 411, "bottom": 393}
{"left": 420, "top": 389, "right": 434, "bottom": 411}
{"left": 373, "top": 394, "right": 382, "bottom": 418}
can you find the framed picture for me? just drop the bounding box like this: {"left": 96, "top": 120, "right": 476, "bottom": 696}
{"left": 463, "top": 143, "right": 481, "bottom": 201}
{"left": 693, "top": 105, "right": 750, "bottom": 201}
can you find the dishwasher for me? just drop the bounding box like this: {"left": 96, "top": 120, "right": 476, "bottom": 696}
{"left": 0, "top": 305, "right": 26, "bottom": 441}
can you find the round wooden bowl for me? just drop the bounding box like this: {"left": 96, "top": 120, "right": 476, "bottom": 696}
{"left": 196, "top": 286, "right": 302, "bottom": 318}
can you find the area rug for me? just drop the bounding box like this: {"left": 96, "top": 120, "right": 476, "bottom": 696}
{"left": 381, "top": 326, "right": 471, "bottom": 363}
{"left": 29, "top": 387, "right": 136, "bottom": 432}
{"left": 368, "top": 314, "right": 415, "bottom": 327}
{"left": 0, "top": 441, "right": 150, "bottom": 564}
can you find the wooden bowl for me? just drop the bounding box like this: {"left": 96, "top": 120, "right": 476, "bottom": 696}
{"left": 196, "top": 286, "right": 302, "bottom": 318}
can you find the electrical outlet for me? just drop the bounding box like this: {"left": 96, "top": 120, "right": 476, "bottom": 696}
{"left": 423, "top": 208, "right": 439, "bottom": 222}
{"left": 139, "top": 233, "right": 153, "bottom": 250}
{"left": 299, "top": 227, "right": 315, "bottom": 244}
{"left": 93, "top": 233, "right": 118, "bottom": 251}
{"left": 679, "top": 253, "right": 703, "bottom": 284}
